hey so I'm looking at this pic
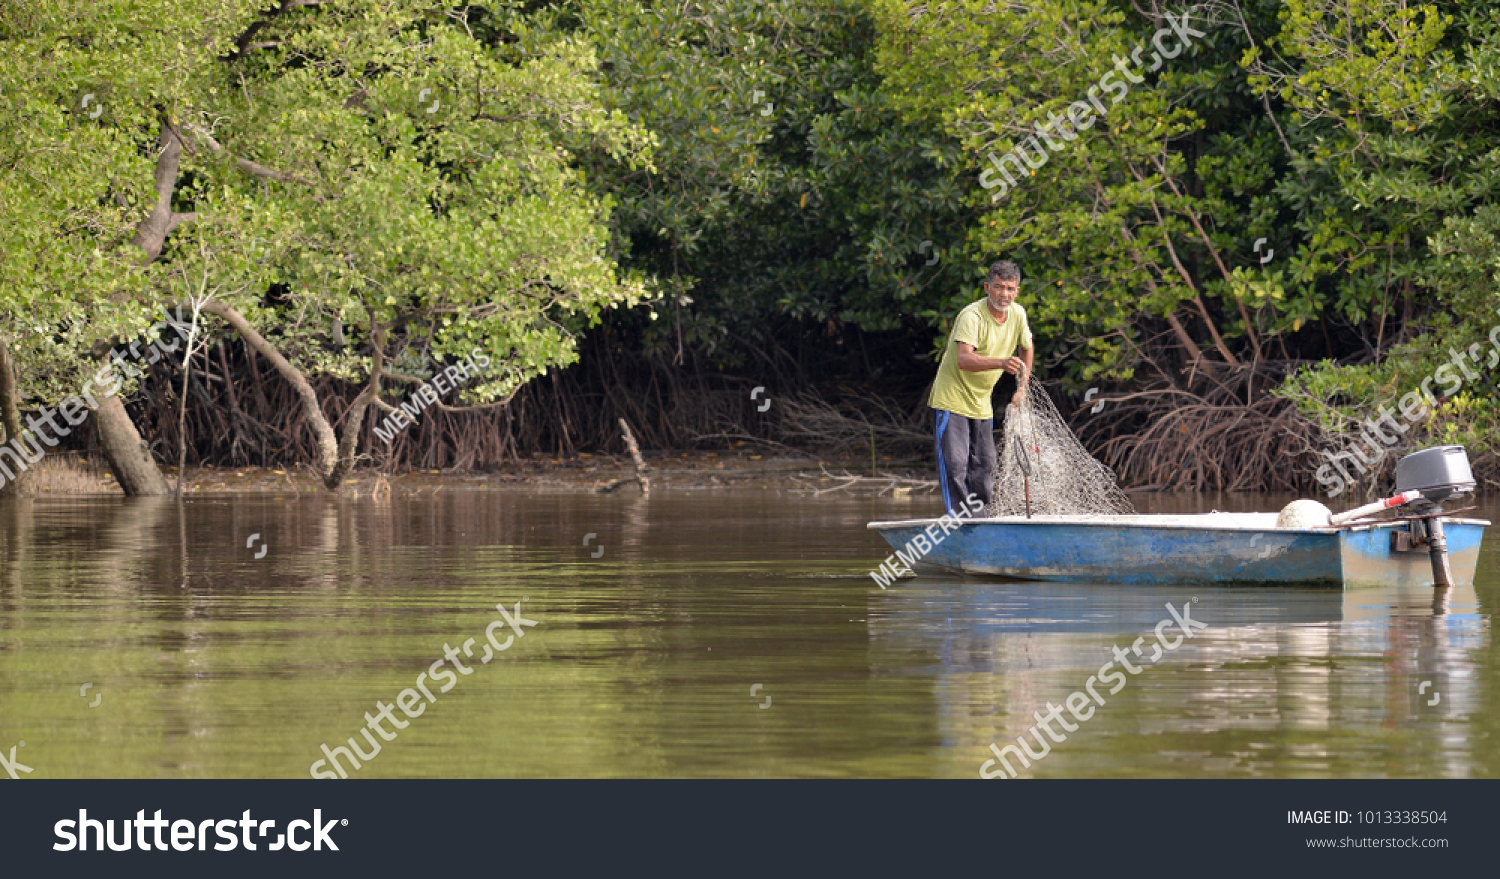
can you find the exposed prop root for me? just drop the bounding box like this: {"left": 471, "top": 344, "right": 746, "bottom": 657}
{"left": 772, "top": 389, "right": 932, "bottom": 457}
{"left": 1074, "top": 370, "right": 1324, "bottom": 493}
{"left": 97, "top": 329, "right": 1480, "bottom": 498}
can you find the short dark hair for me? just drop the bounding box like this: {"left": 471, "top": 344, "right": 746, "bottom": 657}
{"left": 987, "top": 260, "right": 1020, "bottom": 285}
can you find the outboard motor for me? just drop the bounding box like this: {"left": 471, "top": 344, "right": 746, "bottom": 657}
{"left": 1394, "top": 446, "right": 1476, "bottom": 588}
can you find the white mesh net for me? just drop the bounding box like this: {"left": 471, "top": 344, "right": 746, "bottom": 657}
{"left": 991, "top": 374, "right": 1135, "bottom": 517}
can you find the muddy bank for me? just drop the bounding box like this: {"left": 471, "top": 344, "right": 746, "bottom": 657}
{"left": 28, "top": 449, "right": 935, "bottom": 496}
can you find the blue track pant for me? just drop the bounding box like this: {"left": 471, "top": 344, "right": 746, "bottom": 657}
{"left": 934, "top": 409, "right": 995, "bottom": 517}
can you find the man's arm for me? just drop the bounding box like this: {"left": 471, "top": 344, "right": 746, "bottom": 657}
{"left": 956, "top": 343, "right": 1025, "bottom": 374}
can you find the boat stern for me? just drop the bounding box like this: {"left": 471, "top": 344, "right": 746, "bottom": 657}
{"left": 1338, "top": 518, "right": 1488, "bottom": 588}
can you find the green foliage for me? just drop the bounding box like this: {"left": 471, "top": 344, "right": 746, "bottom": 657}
{"left": 1261, "top": 0, "right": 1500, "bottom": 460}
{"left": 868, "top": 0, "right": 1499, "bottom": 478}
{"left": 577, "top": 0, "right": 975, "bottom": 372}
{"left": 873, "top": 0, "right": 1263, "bottom": 382}
{"left": 2, "top": 0, "right": 657, "bottom": 416}
{"left": 184, "top": 0, "right": 658, "bottom": 401}
{"left": 0, "top": 0, "right": 202, "bottom": 403}
{"left": 6, "top": 0, "right": 1500, "bottom": 475}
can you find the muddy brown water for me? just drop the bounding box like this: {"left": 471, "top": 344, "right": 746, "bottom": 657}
{"left": 0, "top": 490, "right": 1495, "bottom": 778}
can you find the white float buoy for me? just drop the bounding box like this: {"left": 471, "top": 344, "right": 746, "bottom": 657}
{"left": 1276, "top": 499, "right": 1333, "bottom": 529}
{"left": 1278, "top": 491, "right": 1423, "bottom": 530}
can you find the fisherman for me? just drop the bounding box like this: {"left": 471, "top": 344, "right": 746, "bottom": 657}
{"left": 928, "top": 260, "right": 1033, "bottom": 517}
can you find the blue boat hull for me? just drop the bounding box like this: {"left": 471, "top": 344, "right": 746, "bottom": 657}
{"left": 867, "top": 515, "right": 1488, "bottom": 588}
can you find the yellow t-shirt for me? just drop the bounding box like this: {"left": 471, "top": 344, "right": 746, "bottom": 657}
{"left": 928, "top": 299, "right": 1033, "bottom": 420}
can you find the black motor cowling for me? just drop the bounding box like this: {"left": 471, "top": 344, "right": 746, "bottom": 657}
{"left": 1394, "top": 445, "right": 1475, "bottom": 506}
{"left": 1394, "top": 446, "right": 1474, "bottom": 588}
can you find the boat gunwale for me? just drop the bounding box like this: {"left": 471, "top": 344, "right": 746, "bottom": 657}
{"left": 865, "top": 515, "right": 1491, "bottom": 534}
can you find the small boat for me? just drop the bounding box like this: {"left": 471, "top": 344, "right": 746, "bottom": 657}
{"left": 867, "top": 511, "right": 1489, "bottom": 588}
{"left": 868, "top": 446, "right": 1489, "bottom": 589}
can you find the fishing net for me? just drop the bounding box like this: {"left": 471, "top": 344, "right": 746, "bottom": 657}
{"left": 990, "top": 372, "right": 1135, "bottom": 517}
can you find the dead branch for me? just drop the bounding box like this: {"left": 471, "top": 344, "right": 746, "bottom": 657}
{"left": 596, "top": 418, "right": 650, "bottom": 494}
{"left": 183, "top": 123, "right": 317, "bottom": 187}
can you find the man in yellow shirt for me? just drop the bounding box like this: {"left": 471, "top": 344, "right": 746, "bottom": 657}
{"left": 928, "top": 260, "right": 1034, "bottom": 516}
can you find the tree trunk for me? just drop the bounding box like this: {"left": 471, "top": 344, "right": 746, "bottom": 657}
{"left": 327, "top": 318, "right": 384, "bottom": 488}
{"left": 1161, "top": 311, "right": 1205, "bottom": 366}
{"left": 1115, "top": 221, "right": 1209, "bottom": 369}
{"left": 92, "top": 122, "right": 190, "bottom": 493}
{"left": 200, "top": 300, "right": 342, "bottom": 487}
{"left": 1151, "top": 160, "right": 1263, "bottom": 361}
{"left": 0, "top": 338, "right": 35, "bottom": 497}
{"left": 328, "top": 383, "right": 376, "bottom": 488}
{"left": 91, "top": 361, "right": 173, "bottom": 494}
{"left": 94, "top": 387, "right": 172, "bottom": 496}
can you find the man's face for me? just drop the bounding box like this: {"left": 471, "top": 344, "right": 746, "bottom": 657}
{"left": 986, "top": 277, "right": 1019, "bottom": 312}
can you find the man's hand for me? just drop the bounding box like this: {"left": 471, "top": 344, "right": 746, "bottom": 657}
{"left": 956, "top": 345, "right": 1034, "bottom": 377}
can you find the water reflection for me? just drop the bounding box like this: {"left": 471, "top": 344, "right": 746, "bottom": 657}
{"left": 871, "top": 576, "right": 1488, "bottom": 777}
{"left": 0, "top": 490, "right": 1493, "bottom": 778}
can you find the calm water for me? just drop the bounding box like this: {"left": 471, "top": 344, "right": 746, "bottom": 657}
{"left": 0, "top": 489, "right": 1495, "bottom": 778}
